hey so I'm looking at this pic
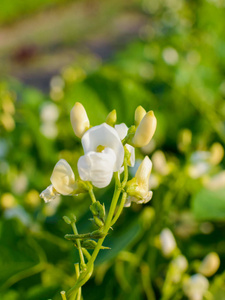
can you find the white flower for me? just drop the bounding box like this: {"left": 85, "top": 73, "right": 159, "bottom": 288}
{"left": 78, "top": 123, "right": 124, "bottom": 188}
{"left": 160, "top": 228, "right": 177, "bottom": 257}
{"left": 40, "top": 159, "right": 77, "bottom": 202}
{"left": 115, "top": 123, "right": 135, "bottom": 167}
{"left": 183, "top": 274, "right": 209, "bottom": 300}
{"left": 125, "top": 156, "right": 153, "bottom": 207}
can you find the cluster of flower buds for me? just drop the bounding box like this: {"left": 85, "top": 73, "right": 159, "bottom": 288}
{"left": 40, "top": 102, "right": 157, "bottom": 207}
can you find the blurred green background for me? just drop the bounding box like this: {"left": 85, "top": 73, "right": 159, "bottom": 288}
{"left": 1, "top": 0, "right": 225, "bottom": 299}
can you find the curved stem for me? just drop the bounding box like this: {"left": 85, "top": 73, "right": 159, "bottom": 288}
{"left": 111, "top": 192, "right": 127, "bottom": 226}
{"left": 71, "top": 222, "right": 86, "bottom": 269}
{"left": 74, "top": 264, "right": 82, "bottom": 300}
{"left": 121, "top": 156, "right": 128, "bottom": 189}
{"left": 88, "top": 185, "right": 97, "bottom": 204}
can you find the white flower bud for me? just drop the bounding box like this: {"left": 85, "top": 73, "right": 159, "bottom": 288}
{"left": 132, "top": 111, "right": 157, "bottom": 147}
{"left": 172, "top": 255, "right": 188, "bottom": 272}
{"left": 125, "top": 156, "right": 153, "bottom": 207}
{"left": 134, "top": 105, "right": 146, "bottom": 126}
{"left": 198, "top": 252, "right": 220, "bottom": 277}
{"left": 183, "top": 274, "right": 209, "bottom": 300}
{"left": 160, "top": 228, "right": 177, "bottom": 257}
{"left": 70, "top": 102, "right": 90, "bottom": 138}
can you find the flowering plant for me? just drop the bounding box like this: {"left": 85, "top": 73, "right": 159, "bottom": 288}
{"left": 40, "top": 102, "right": 157, "bottom": 300}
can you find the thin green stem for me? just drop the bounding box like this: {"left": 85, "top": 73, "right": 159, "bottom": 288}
{"left": 60, "top": 291, "right": 67, "bottom": 300}
{"left": 121, "top": 157, "right": 128, "bottom": 189}
{"left": 82, "top": 248, "right": 91, "bottom": 260}
{"left": 71, "top": 223, "right": 86, "bottom": 268}
{"left": 111, "top": 192, "right": 127, "bottom": 226}
{"left": 67, "top": 172, "right": 122, "bottom": 299}
{"left": 0, "top": 262, "right": 47, "bottom": 291}
{"left": 87, "top": 186, "right": 97, "bottom": 204}
{"left": 74, "top": 264, "right": 82, "bottom": 300}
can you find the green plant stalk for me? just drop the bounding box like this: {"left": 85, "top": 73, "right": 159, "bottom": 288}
{"left": 87, "top": 185, "right": 97, "bottom": 204}
{"left": 74, "top": 264, "right": 81, "bottom": 300}
{"left": 60, "top": 291, "right": 67, "bottom": 300}
{"left": 67, "top": 170, "right": 128, "bottom": 299}
{"left": 71, "top": 222, "right": 86, "bottom": 269}
{"left": 111, "top": 192, "right": 127, "bottom": 226}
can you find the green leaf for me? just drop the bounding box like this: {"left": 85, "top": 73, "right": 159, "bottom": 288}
{"left": 191, "top": 188, "right": 225, "bottom": 221}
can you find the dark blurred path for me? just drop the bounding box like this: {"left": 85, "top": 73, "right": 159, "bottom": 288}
{"left": 0, "top": 0, "right": 147, "bottom": 92}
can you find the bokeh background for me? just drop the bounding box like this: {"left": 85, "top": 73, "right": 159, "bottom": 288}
{"left": 1, "top": 0, "right": 225, "bottom": 299}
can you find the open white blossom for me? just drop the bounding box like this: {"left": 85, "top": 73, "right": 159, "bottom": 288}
{"left": 160, "top": 228, "right": 177, "bottom": 257}
{"left": 125, "top": 156, "right": 153, "bottom": 207}
{"left": 183, "top": 274, "right": 209, "bottom": 300}
{"left": 40, "top": 159, "right": 77, "bottom": 202}
{"left": 78, "top": 123, "right": 124, "bottom": 188}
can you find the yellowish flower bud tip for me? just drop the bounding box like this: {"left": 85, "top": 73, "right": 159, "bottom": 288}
{"left": 70, "top": 102, "right": 90, "bottom": 138}
{"left": 209, "top": 143, "right": 224, "bottom": 165}
{"left": 198, "top": 252, "right": 220, "bottom": 277}
{"left": 135, "top": 105, "right": 146, "bottom": 126}
{"left": 106, "top": 109, "right": 117, "bottom": 126}
{"left": 132, "top": 110, "right": 157, "bottom": 147}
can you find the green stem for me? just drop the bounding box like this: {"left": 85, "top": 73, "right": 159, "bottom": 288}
{"left": 71, "top": 223, "right": 86, "bottom": 269}
{"left": 111, "top": 192, "right": 127, "bottom": 226}
{"left": 121, "top": 157, "right": 128, "bottom": 189}
{"left": 74, "top": 264, "right": 82, "bottom": 300}
{"left": 60, "top": 291, "right": 67, "bottom": 300}
{"left": 88, "top": 185, "right": 97, "bottom": 204}
{"left": 67, "top": 172, "right": 122, "bottom": 299}
{"left": 0, "top": 262, "right": 46, "bottom": 291}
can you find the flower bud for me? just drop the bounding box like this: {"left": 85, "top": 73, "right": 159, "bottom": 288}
{"left": 160, "top": 228, "right": 177, "bottom": 257}
{"left": 92, "top": 216, "right": 105, "bottom": 228}
{"left": 70, "top": 102, "right": 90, "bottom": 138}
{"left": 125, "top": 156, "right": 153, "bottom": 207}
{"left": 106, "top": 109, "right": 117, "bottom": 126}
{"left": 135, "top": 156, "right": 152, "bottom": 188}
{"left": 198, "top": 252, "right": 220, "bottom": 277}
{"left": 209, "top": 143, "right": 224, "bottom": 165}
{"left": 134, "top": 105, "right": 146, "bottom": 126}
{"left": 79, "top": 239, "right": 110, "bottom": 250}
{"left": 183, "top": 274, "right": 209, "bottom": 300}
{"left": 132, "top": 111, "right": 157, "bottom": 147}
{"left": 90, "top": 201, "right": 105, "bottom": 220}
{"left": 63, "top": 216, "right": 72, "bottom": 225}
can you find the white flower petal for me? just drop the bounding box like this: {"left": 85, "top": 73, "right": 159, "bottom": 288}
{"left": 50, "top": 159, "right": 75, "bottom": 195}
{"left": 136, "top": 156, "right": 152, "bottom": 188}
{"left": 115, "top": 123, "right": 128, "bottom": 140}
{"left": 40, "top": 185, "right": 59, "bottom": 203}
{"left": 78, "top": 147, "right": 116, "bottom": 188}
{"left": 124, "top": 197, "right": 132, "bottom": 207}
{"left": 81, "top": 123, "right": 124, "bottom": 171}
